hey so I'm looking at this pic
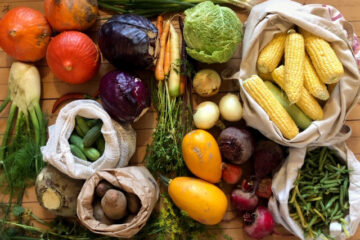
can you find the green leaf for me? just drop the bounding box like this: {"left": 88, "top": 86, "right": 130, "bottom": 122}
{"left": 12, "top": 206, "right": 25, "bottom": 217}
{"left": 224, "top": 234, "right": 233, "bottom": 240}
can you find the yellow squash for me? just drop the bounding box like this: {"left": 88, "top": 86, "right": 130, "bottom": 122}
{"left": 168, "top": 177, "right": 228, "bottom": 225}
{"left": 182, "top": 130, "right": 222, "bottom": 183}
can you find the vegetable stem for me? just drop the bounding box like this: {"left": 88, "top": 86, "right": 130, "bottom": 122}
{"left": 0, "top": 96, "right": 10, "bottom": 114}
{"left": 29, "top": 108, "right": 40, "bottom": 147}
{"left": 34, "top": 102, "right": 46, "bottom": 146}
{"left": 0, "top": 103, "right": 17, "bottom": 163}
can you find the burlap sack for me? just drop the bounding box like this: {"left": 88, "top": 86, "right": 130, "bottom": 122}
{"left": 268, "top": 143, "right": 360, "bottom": 240}
{"left": 234, "top": 0, "right": 360, "bottom": 147}
{"left": 41, "top": 100, "right": 136, "bottom": 179}
{"left": 77, "top": 167, "right": 160, "bottom": 238}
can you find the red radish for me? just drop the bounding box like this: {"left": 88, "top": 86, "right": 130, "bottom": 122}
{"left": 46, "top": 31, "right": 100, "bottom": 84}
{"left": 243, "top": 207, "right": 275, "bottom": 239}
{"left": 222, "top": 163, "right": 242, "bottom": 184}
{"left": 231, "top": 188, "right": 258, "bottom": 211}
{"left": 255, "top": 178, "right": 272, "bottom": 199}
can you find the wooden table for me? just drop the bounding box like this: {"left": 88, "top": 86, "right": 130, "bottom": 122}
{"left": 1, "top": 0, "right": 360, "bottom": 239}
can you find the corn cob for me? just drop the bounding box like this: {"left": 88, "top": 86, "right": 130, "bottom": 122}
{"left": 257, "top": 32, "right": 287, "bottom": 74}
{"left": 303, "top": 54, "right": 329, "bottom": 100}
{"left": 272, "top": 65, "right": 324, "bottom": 120}
{"left": 300, "top": 28, "right": 344, "bottom": 84}
{"left": 264, "top": 81, "right": 312, "bottom": 130}
{"left": 284, "top": 29, "right": 305, "bottom": 103}
{"left": 258, "top": 71, "right": 273, "bottom": 81}
{"left": 243, "top": 75, "right": 299, "bottom": 139}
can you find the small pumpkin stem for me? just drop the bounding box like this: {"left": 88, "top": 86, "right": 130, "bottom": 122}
{"left": 159, "top": 174, "right": 171, "bottom": 186}
{"left": 9, "top": 30, "right": 16, "bottom": 37}
{"left": 63, "top": 61, "right": 73, "bottom": 71}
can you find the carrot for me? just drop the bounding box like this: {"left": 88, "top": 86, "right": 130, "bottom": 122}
{"left": 156, "top": 15, "right": 163, "bottom": 36}
{"left": 168, "top": 23, "right": 181, "bottom": 97}
{"left": 164, "top": 37, "right": 171, "bottom": 75}
{"left": 180, "top": 76, "right": 186, "bottom": 95}
{"left": 155, "top": 21, "right": 170, "bottom": 81}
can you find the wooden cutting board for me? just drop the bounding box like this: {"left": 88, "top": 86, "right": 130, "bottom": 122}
{"left": 1, "top": 0, "right": 360, "bottom": 239}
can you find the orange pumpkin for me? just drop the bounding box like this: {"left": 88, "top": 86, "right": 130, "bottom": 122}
{"left": 44, "top": 0, "right": 98, "bottom": 32}
{"left": 46, "top": 31, "right": 100, "bottom": 84}
{"left": 0, "top": 7, "right": 52, "bottom": 62}
{"left": 182, "top": 129, "right": 222, "bottom": 183}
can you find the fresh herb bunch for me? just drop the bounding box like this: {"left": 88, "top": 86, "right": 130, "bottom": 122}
{"left": 135, "top": 194, "right": 217, "bottom": 240}
{"left": 146, "top": 79, "right": 192, "bottom": 176}
{"left": 98, "top": 0, "right": 256, "bottom": 17}
{"left": 289, "top": 147, "right": 350, "bottom": 239}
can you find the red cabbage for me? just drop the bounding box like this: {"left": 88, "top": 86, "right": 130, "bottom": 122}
{"left": 99, "top": 70, "right": 150, "bottom": 123}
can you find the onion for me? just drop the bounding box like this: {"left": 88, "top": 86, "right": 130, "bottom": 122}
{"left": 193, "top": 69, "right": 221, "bottom": 97}
{"left": 193, "top": 101, "right": 219, "bottom": 129}
{"left": 219, "top": 93, "right": 243, "bottom": 121}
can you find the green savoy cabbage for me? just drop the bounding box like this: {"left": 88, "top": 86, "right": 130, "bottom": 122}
{"left": 184, "top": 1, "right": 243, "bottom": 64}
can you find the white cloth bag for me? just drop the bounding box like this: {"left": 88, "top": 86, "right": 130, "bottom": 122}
{"left": 234, "top": 0, "right": 360, "bottom": 147}
{"left": 269, "top": 143, "right": 360, "bottom": 240}
{"left": 41, "top": 100, "right": 136, "bottom": 179}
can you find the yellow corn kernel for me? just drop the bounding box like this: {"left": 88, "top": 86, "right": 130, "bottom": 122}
{"left": 243, "top": 75, "right": 299, "bottom": 139}
{"left": 300, "top": 29, "right": 344, "bottom": 84}
{"left": 258, "top": 71, "right": 273, "bottom": 81}
{"left": 272, "top": 65, "right": 324, "bottom": 120}
{"left": 304, "top": 54, "right": 329, "bottom": 100}
{"left": 257, "top": 32, "right": 287, "bottom": 74}
{"left": 284, "top": 29, "right": 305, "bottom": 103}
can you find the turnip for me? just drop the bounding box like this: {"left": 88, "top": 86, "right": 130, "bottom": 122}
{"left": 193, "top": 69, "right": 221, "bottom": 97}
{"left": 243, "top": 207, "right": 275, "bottom": 239}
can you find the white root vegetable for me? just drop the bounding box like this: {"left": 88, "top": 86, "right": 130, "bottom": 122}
{"left": 193, "top": 69, "right": 221, "bottom": 97}
{"left": 126, "top": 193, "right": 141, "bottom": 214}
{"left": 35, "top": 165, "right": 84, "bottom": 217}
{"left": 219, "top": 93, "right": 243, "bottom": 121}
{"left": 101, "top": 189, "right": 128, "bottom": 220}
{"left": 193, "top": 101, "right": 220, "bottom": 129}
{"left": 93, "top": 200, "right": 114, "bottom": 225}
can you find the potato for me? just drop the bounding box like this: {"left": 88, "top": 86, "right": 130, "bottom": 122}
{"left": 95, "top": 180, "right": 113, "bottom": 197}
{"left": 93, "top": 200, "right": 114, "bottom": 225}
{"left": 101, "top": 189, "right": 127, "bottom": 220}
{"left": 35, "top": 166, "right": 84, "bottom": 217}
{"left": 126, "top": 193, "right": 141, "bottom": 214}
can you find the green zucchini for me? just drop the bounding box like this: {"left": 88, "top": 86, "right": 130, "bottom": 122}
{"left": 83, "top": 148, "right": 101, "bottom": 161}
{"left": 70, "top": 144, "right": 87, "bottom": 161}
{"left": 75, "top": 125, "right": 85, "bottom": 137}
{"left": 87, "top": 119, "right": 101, "bottom": 128}
{"left": 83, "top": 123, "right": 103, "bottom": 147}
{"left": 76, "top": 116, "right": 90, "bottom": 135}
{"left": 264, "top": 81, "right": 312, "bottom": 130}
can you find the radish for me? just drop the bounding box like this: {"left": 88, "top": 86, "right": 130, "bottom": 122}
{"left": 243, "top": 207, "right": 275, "bottom": 239}
{"left": 222, "top": 163, "right": 242, "bottom": 184}
{"left": 230, "top": 188, "right": 258, "bottom": 211}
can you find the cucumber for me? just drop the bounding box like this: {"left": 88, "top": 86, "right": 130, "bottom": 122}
{"left": 69, "top": 134, "right": 84, "bottom": 150}
{"left": 70, "top": 144, "right": 87, "bottom": 161}
{"left": 264, "top": 81, "right": 312, "bottom": 130}
{"left": 83, "top": 148, "right": 101, "bottom": 161}
{"left": 75, "top": 125, "right": 85, "bottom": 137}
{"left": 83, "top": 123, "right": 103, "bottom": 147}
{"left": 76, "top": 116, "right": 90, "bottom": 135}
{"left": 86, "top": 119, "right": 101, "bottom": 128}
{"left": 96, "top": 137, "right": 105, "bottom": 154}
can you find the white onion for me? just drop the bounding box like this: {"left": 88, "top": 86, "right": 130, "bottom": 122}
{"left": 193, "top": 101, "right": 220, "bottom": 129}
{"left": 219, "top": 93, "right": 243, "bottom": 122}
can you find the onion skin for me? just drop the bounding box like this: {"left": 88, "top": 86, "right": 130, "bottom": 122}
{"left": 193, "top": 101, "right": 219, "bottom": 129}
{"left": 219, "top": 93, "right": 243, "bottom": 122}
{"left": 230, "top": 188, "right": 258, "bottom": 211}
{"left": 244, "top": 207, "right": 275, "bottom": 239}
{"left": 99, "top": 70, "right": 150, "bottom": 123}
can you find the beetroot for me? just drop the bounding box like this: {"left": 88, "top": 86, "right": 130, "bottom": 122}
{"left": 254, "top": 140, "right": 283, "bottom": 179}
{"left": 231, "top": 188, "right": 258, "bottom": 211}
{"left": 218, "top": 127, "right": 254, "bottom": 165}
{"left": 243, "top": 207, "right": 275, "bottom": 239}
{"left": 255, "top": 178, "right": 272, "bottom": 199}
{"left": 222, "top": 163, "right": 242, "bottom": 184}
